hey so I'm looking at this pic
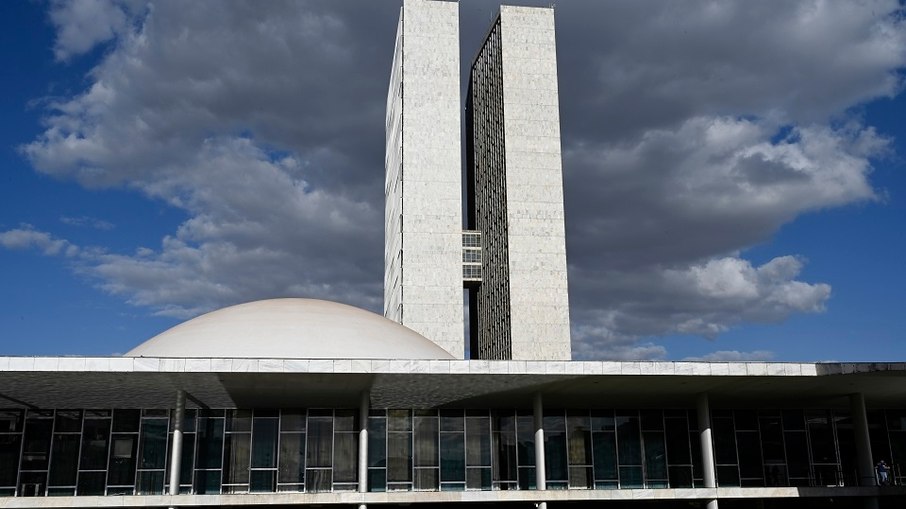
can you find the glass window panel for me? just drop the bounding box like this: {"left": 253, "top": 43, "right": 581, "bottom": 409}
{"left": 516, "top": 415, "right": 535, "bottom": 466}
{"left": 280, "top": 410, "right": 306, "bottom": 432}
{"left": 223, "top": 433, "right": 251, "bottom": 484}
{"left": 569, "top": 466, "right": 591, "bottom": 488}
{"left": 736, "top": 431, "right": 763, "bottom": 480}
{"left": 0, "top": 435, "right": 22, "bottom": 487}
{"left": 592, "top": 431, "right": 617, "bottom": 480}
{"left": 759, "top": 416, "right": 785, "bottom": 462}
{"left": 591, "top": 410, "right": 615, "bottom": 432}
{"left": 306, "top": 469, "right": 332, "bottom": 492}
{"left": 440, "top": 410, "right": 464, "bottom": 432}
{"left": 665, "top": 418, "right": 691, "bottom": 465}
{"left": 712, "top": 417, "right": 737, "bottom": 465}
{"left": 334, "top": 433, "right": 358, "bottom": 483}
{"left": 643, "top": 432, "right": 667, "bottom": 480}
{"left": 784, "top": 431, "right": 810, "bottom": 477}
{"left": 466, "top": 417, "right": 491, "bottom": 466}
{"left": 783, "top": 410, "right": 805, "bottom": 431}
{"left": 668, "top": 465, "right": 693, "bottom": 488}
{"left": 47, "top": 487, "right": 74, "bottom": 496}
{"left": 567, "top": 415, "right": 591, "bottom": 465}
{"left": 54, "top": 410, "right": 82, "bottom": 433}
{"left": 250, "top": 470, "right": 275, "bottom": 492}
{"left": 251, "top": 418, "right": 278, "bottom": 468}
{"left": 887, "top": 410, "right": 906, "bottom": 431}
{"left": 545, "top": 428, "right": 568, "bottom": 482}
{"left": 466, "top": 467, "right": 491, "bottom": 490}
{"left": 306, "top": 417, "right": 333, "bottom": 468}
{"left": 387, "top": 433, "right": 412, "bottom": 482}
{"left": 734, "top": 410, "right": 758, "bottom": 431}
{"left": 107, "top": 434, "right": 138, "bottom": 486}
{"left": 139, "top": 418, "right": 169, "bottom": 469}
{"left": 814, "top": 464, "right": 839, "bottom": 486}
{"left": 414, "top": 417, "right": 439, "bottom": 468}
{"left": 278, "top": 433, "right": 305, "bottom": 484}
{"left": 254, "top": 409, "right": 279, "bottom": 418}
{"left": 48, "top": 434, "right": 81, "bottom": 486}
{"left": 143, "top": 409, "right": 170, "bottom": 418}
{"left": 22, "top": 417, "right": 53, "bottom": 470}
{"left": 764, "top": 464, "right": 788, "bottom": 487}
{"left": 415, "top": 468, "right": 438, "bottom": 490}
{"left": 518, "top": 466, "right": 536, "bottom": 490}
{"left": 493, "top": 428, "right": 517, "bottom": 482}
{"left": 388, "top": 410, "right": 411, "bottom": 432}
{"left": 619, "top": 466, "right": 642, "bottom": 488}
{"left": 179, "top": 434, "right": 195, "bottom": 486}
{"left": 194, "top": 470, "right": 221, "bottom": 494}
{"left": 716, "top": 465, "right": 740, "bottom": 487}
{"left": 226, "top": 410, "right": 252, "bottom": 432}
{"left": 368, "top": 417, "right": 387, "bottom": 468}
{"left": 136, "top": 471, "right": 164, "bottom": 495}
{"left": 368, "top": 468, "right": 386, "bottom": 492}
{"left": 806, "top": 411, "right": 836, "bottom": 464}
{"left": 19, "top": 472, "right": 46, "bottom": 497}
{"left": 440, "top": 433, "right": 465, "bottom": 482}
{"left": 640, "top": 410, "right": 663, "bottom": 431}
{"left": 335, "top": 410, "right": 357, "bottom": 432}
{"left": 196, "top": 418, "right": 224, "bottom": 470}
{"left": 77, "top": 471, "right": 105, "bottom": 496}
{"left": 690, "top": 432, "right": 703, "bottom": 479}
{"left": 616, "top": 413, "right": 641, "bottom": 465}
{"left": 113, "top": 410, "right": 140, "bottom": 432}
{"left": 79, "top": 418, "right": 111, "bottom": 470}
{"left": 0, "top": 410, "right": 23, "bottom": 433}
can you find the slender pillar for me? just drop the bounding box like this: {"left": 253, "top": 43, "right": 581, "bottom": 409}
{"left": 533, "top": 393, "right": 547, "bottom": 509}
{"left": 697, "top": 393, "right": 718, "bottom": 509}
{"left": 168, "top": 389, "right": 186, "bottom": 496}
{"left": 358, "top": 391, "right": 370, "bottom": 509}
{"left": 851, "top": 393, "right": 881, "bottom": 509}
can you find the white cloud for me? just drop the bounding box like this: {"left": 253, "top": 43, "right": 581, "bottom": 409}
{"left": 684, "top": 350, "right": 775, "bottom": 362}
{"left": 0, "top": 226, "right": 78, "bottom": 257}
{"left": 48, "top": 0, "right": 135, "bottom": 61}
{"left": 11, "top": 0, "right": 906, "bottom": 357}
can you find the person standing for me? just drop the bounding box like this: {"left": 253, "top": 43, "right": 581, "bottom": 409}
{"left": 877, "top": 459, "right": 890, "bottom": 485}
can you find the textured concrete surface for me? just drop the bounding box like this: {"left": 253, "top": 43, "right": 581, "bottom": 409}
{"left": 498, "top": 6, "right": 571, "bottom": 360}
{"left": 384, "top": 0, "right": 464, "bottom": 359}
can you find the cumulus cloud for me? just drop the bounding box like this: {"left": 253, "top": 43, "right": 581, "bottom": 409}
{"left": 0, "top": 226, "right": 78, "bottom": 257}
{"left": 10, "top": 0, "right": 906, "bottom": 357}
{"left": 683, "top": 350, "right": 775, "bottom": 362}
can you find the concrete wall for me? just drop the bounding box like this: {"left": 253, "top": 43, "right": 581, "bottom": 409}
{"left": 384, "top": 0, "right": 464, "bottom": 359}
{"left": 499, "top": 6, "right": 571, "bottom": 360}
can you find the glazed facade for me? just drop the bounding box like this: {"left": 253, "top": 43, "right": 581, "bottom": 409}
{"left": 2, "top": 406, "right": 904, "bottom": 498}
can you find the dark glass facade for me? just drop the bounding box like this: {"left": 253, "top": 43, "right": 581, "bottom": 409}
{"left": 0, "top": 407, "right": 903, "bottom": 497}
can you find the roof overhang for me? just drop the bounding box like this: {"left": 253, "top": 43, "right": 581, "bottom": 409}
{"left": 1, "top": 358, "right": 905, "bottom": 410}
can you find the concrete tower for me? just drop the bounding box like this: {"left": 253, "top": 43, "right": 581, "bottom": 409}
{"left": 384, "top": 0, "right": 464, "bottom": 358}
{"left": 466, "top": 5, "right": 571, "bottom": 360}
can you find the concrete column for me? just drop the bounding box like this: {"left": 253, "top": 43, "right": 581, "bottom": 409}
{"left": 697, "top": 393, "right": 718, "bottom": 509}
{"left": 533, "top": 393, "right": 547, "bottom": 509}
{"left": 851, "top": 393, "right": 877, "bottom": 486}
{"left": 168, "top": 389, "right": 186, "bottom": 497}
{"left": 358, "top": 391, "right": 370, "bottom": 509}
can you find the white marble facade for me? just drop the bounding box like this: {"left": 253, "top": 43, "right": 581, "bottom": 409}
{"left": 384, "top": 0, "right": 464, "bottom": 359}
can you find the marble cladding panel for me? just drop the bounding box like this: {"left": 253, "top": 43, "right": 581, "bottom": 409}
{"left": 393, "top": 0, "right": 463, "bottom": 359}
{"left": 497, "top": 5, "right": 570, "bottom": 361}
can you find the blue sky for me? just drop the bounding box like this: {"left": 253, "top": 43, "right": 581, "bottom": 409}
{"left": 1, "top": 1, "right": 904, "bottom": 361}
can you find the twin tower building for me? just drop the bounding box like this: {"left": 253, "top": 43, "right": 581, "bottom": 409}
{"left": 384, "top": 0, "right": 571, "bottom": 361}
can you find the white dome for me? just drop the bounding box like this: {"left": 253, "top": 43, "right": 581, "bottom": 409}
{"left": 125, "top": 298, "right": 455, "bottom": 359}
